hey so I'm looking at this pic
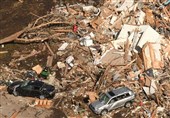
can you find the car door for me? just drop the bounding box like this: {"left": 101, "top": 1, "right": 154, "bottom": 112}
{"left": 18, "top": 85, "right": 33, "bottom": 96}
{"left": 30, "top": 86, "right": 41, "bottom": 98}
{"left": 113, "top": 94, "right": 126, "bottom": 108}
{"left": 107, "top": 97, "right": 118, "bottom": 111}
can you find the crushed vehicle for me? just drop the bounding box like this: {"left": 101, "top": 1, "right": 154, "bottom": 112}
{"left": 89, "top": 87, "right": 135, "bottom": 115}
{"left": 7, "top": 80, "right": 56, "bottom": 99}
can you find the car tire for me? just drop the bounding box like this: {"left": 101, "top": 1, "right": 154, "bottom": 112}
{"left": 100, "top": 109, "right": 108, "bottom": 115}
{"left": 40, "top": 95, "right": 45, "bottom": 99}
{"left": 13, "top": 91, "right": 19, "bottom": 96}
{"left": 125, "top": 102, "right": 132, "bottom": 108}
{"left": 7, "top": 88, "right": 13, "bottom": 94}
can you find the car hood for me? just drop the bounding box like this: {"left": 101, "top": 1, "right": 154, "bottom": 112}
{"left": 91, "top": 100, "right": 104, "bottom": 109}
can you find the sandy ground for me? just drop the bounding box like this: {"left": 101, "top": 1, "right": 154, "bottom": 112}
{"left": 0, "top": 89, "right": 67, "bottom": 118}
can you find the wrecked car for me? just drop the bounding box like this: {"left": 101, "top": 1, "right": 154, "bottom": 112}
{"left": 89, "top": 87, "right": 135, "bottom": 115}
{"left": 7, "top": 80, "right": 55, "bottom": 99}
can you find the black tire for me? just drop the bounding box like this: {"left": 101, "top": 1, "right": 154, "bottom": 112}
{"left": 40, "top": 95, "right": 45, "bottom": 99}
{"left": 125, "top": 102, "right": 132, "bottom": 108}
{"left": 100, "top": 109, "right": 108, "bottom": 115}
{"left": 7, "top": 88, "right": 13, "bottom": 94}
{"left": 8, "top": 91, "right": 13, "bottom": 94}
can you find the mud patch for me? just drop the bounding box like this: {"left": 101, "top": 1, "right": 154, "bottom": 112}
{"left": 0, "top": 0, "right": 55, "bottom": 39}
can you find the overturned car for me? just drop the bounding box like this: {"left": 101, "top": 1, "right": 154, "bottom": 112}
{"left": 7, "top": 80, "right": 56, "bottom": 99}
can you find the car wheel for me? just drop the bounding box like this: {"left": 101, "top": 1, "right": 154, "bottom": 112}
{"left": 7, "top": 88, "right": 13, "bottom": 94}
{"left": 40, "top": 95, "right": 45, "bottom": 99}
{"left": 101, "top": 109, "right": 108, "bottom": 115}
{"left": 125, "top": 102, "right": 132, "bottom": 108}
{"left": 13, "top": 91, "right": 19, "bottom": 96}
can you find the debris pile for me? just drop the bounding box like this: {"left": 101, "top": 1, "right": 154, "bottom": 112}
{"left": 0, "top": 0, "right": 170, "bottom": 117}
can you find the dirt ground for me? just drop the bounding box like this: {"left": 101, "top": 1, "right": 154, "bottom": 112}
{"left": 0, "top": 90, "right": 67, "bottom": 118}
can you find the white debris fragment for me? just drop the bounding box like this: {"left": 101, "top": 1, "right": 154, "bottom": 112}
{"left": 116, "top": 0, "right": 134, "bottom": 11}
{"left": 114, "top": 24, "right": 161, "bottom": 53}
{"left": 110, "top": 15, "right": 117, "bottom": 25}
{"left": 66, "top": 55, "right": 74, "bottom": 67}
{"left": 57, "top": 62, "right": 66, "bottom": 68}
{"left": 58, "top": 42, "right": 69, "bottom": 51}
{"left": 80, "top": 36, "right": 94, "bottom": 46}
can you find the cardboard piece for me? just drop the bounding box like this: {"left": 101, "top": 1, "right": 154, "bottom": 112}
{"left": 143, "top": 80, "right": 157, "bottom": 96}
{"left": 32, "top": 65, "right": 43, "bottom": 74}
{"left": 142, "top": 43, "right": 164, "bottom": 70}
{"left": 86, "top": 91, "right": 99, "bottom": 103}
{"left": 46, "top": 56, "right": 53, "bottom": 67}
{"left": 90, "top": 17, "right": 104, "bottom": 29}
{"left": 145, "top": 76, "right": 151, "bottom": 87}
{"left": 96, "top": 48, "right": 125, "bottom": 65}
{"left": 145, "top": 9, "right": 154, "bottom": 26}
{"left": 100, "top": 7, "right": 113, "bottom": 18}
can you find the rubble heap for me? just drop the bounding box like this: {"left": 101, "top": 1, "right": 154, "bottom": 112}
{"left": 0, "top": 0, "right": 170, "bottom": 118}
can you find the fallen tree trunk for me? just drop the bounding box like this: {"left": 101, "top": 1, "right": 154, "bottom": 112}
{"left": 0, "top": 22, "right": 72, "bottom": 44}
{"left": 0, "top": 30, "right": 24, "bottom": 44}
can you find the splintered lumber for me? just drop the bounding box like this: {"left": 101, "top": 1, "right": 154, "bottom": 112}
{"left": 78, "top": 65, "right": 95, "bottom": 82}
{"left": 0, "top": 22, "right": 72, "bottom": 44}
{"left": 28, "top": 22, "right": 71, "bottom": 31}
{"left": 46, "top": 56, "right": 53, "bottom": 67}
{"left": 10, "top": 111, "right": 20, "bottom": 118}
{"left": 95, "top": 58, "right": 137, "bottom": 90}
{"left": 15, "top": 37, "right": 50, "bottom": 43}
{"left": 54, "top": 29, "right": 73, "bottom": 33}
{"left": 117, "top": 58, "right": 137, "bottom": 73}
{"left": 0, "top": 51, "right": 8, "bottom": 54}
{"left": 94, "top": 56, "right": 125, "bottom": 90}
{"left": 10, "top": 50, "right": 42, "bottom": 64}
{"left": 0, "top": 30, "right": 24, "bottom": 44}
{"left": 45, "top": 42, "right": 55, "bottom": 56}
{"left": 16, "top": 33, "right": 63, "bottom": 43}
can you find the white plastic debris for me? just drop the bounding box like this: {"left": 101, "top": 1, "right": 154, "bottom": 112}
{"left": 136, "top": 10, "right": 146, "bottom": 25}
{"left": 58, "top": 42, "right": 69, "bottom": 51}
{"left": 66, "top": 55, "right": 74, "bottom": 67}
{"left": 57, "top": 62, "right": 66, "bottom": 68}
{"left": 1, "top": 44, "right": 4, "bottom": 48}
{"left": 110, "top": 15, "right": 117, "bottom": 24}
{"left": 89, "top": 32, "right": 95, "bottom": 38}
{"left": 157, "top": 107, "right": 165, "bottom": 113}
{"left": 116, "top": 0, "right": 134, "bottom": 11}
{"left": 82, "top": 6, "right": 98, "bottom": 13}
{"left": 80, "top": 36, "right": 94, "bottom": 46}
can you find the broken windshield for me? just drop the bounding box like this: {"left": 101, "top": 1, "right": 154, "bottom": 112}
{"left": 99, "top": 93, "right": 110, "bottom": 104}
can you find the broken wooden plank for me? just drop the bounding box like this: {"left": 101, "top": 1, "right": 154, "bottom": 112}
{"left": 46, "top": 56, "right": 54, "bottom": 67}
{"left": 45, "top": 42, "right": 55, "bottom": 56}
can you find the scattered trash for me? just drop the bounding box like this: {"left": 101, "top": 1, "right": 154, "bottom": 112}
{"left": 1, "top": 0, "right": 170, "bottom": 117}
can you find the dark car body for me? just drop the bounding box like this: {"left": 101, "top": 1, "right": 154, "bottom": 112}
{"left": 7, "top": 80, "right": 55, "bottom": 99}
